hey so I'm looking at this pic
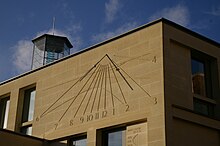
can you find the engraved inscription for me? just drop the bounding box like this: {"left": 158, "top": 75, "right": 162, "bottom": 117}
{"left": 126, "top": 123, "right": 147, "bottom": 146}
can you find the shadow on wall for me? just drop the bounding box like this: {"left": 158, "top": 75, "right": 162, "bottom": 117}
{"left": 0, "top": 129, "right": 45, "bottom": 146}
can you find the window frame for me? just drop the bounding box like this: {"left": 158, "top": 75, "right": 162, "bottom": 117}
{"left": 191, "top": 50, "right": 218, "bottom": 117}
{"left": 0, "top": 95, "right": 10, "bottom": 129}
{"left": 101, "top": 127, "right": 126, "bottom": 146}
{"left": 193, "top": 98, "right": 214, "bottom": 117}
{"left": 69, "top": 135, "right": 87, "bottom": 146}
{"left": 22, "top": 87, "right": 36, "bottom": 123}
{"left": 16, "top": 84, "right": 36, "bottom": 135}
{"left": 20, "top": 125, "right": 33, "bottom": 136}
{"left": 191, "top": 55, "right": 212, "bottom": 98}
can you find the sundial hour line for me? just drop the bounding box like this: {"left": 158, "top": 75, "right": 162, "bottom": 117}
{"left": 109, "top": 62, "right": 128, "bottom": 105}
{"left": 39, "top": 86, "right": 125, "bottom": 120}
{"left": 40, "top": 58, "right": 103, "bottom": 118}
{"left": 90, "top": 65, "right": 104, "bottom": 113}
{"left": 97, "top": 65, "right": 105, "bottom": 111}
{"left": 104, "top": 65, "right": 107, "bottom": 109}
{"left": 107, "top": 64, "right": 115, "bottom": 108}
{"left": 38, "top": 54, "right": 156, "bottom": 128}
{"left": 83, "top": 65, "right": 103, "bottom": 115}
{"left": 41, "top": 53, "right": 154, "bottom": 93}
{"left": 58, "top": 64, "right": 100, "bottom": 123}
{"left": 114, "top": 53, "right": 151, "bottom": 66}
{"left": 74, "top": 64, "right": 102, "bottom": 118}
{"left": 40, "top": 72, "right": 82, "bottom": 118}
{"left": 106, "top": 54, "right": 133, "bottom": 90}
{"left": 111, "top": 58, "right": 157, "bottom": 104}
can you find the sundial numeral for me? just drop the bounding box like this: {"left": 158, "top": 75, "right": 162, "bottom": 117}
{"left": 87, "top": 114, "right": 94, "bottom": 122}
{"left": 95, "top": 113, "right": 99, "bottom": 119}
{"left": 39, "top": 54, "right": 156, "bottom": 129}
{"left": 55, "top": 123, "right": 58, "bottom": 129}
{"left": 80, "top": 117, "right": 84, "bottom": 123}
{"left": 102, "top": 110, "right": 107, "bottom": 118}
{"left": 125, "top": 104, "right": 130, "bottom": 112}
{"left": 154, "top": 97, "right": 157, "bottom": 104}
{"left": 152, "top": 56, "right": 157, "bottom": 63}
{"left": 70, "top": 119, "right": 74, "bottom": 126}
{"left": 36, "top": 117, "right": 40, "bottom": 122}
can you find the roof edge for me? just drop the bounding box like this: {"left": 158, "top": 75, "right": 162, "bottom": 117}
{"left": 1, "top": 18, "right": 219, "bottom": 86}
{"left": 32, "top": 34, "right": 73, "bottom": 48}
{"left": 161, "top": 18, "right": 220, "bottom": 47}
{"left": 0, "top": 128, "right": 46, "bottom": 141}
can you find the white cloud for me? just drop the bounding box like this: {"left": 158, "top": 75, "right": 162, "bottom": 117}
{"left": 92, "top": 22, "right": 138, "bottom": 43}
{"left": 66, "top": 24, "right": 82, "bottom": 35}
{"left": 205, "top": 5, "right": 220, "bottom": 16}
{"left": 12, "top": 40, "right": 33, "bottom": 73}
{"left": 12, "top": 24, "right": 82, "bottom": 74}
{"left": 105, "top": 0, "right": 120, "bottom": 23}
{"left": 149, "top": 4, "right": 190, "bottom": 27}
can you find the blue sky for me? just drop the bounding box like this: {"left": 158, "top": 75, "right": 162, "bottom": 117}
{"left": 0, "top": 0, "right": 220, "bottom": 82}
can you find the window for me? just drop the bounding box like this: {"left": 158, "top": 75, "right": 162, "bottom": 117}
{"left": 0, "top": 96, "right": 10, "bottom": 129}
{"left": 71, "top": 136, "right": 87, "bottom": 146}
{"left": 191, "top": 50, "right": 217, "bottom": 117}
{"left": 193, "top": 98, "right": 214, "bottom": 116}
{"left": 191, "top": 58, "right": 212, "bottom": 97}
{"left": 51, "top": 140, "right": 68, "bottom": 146}
{"left": 20, "top": 125, "right": 32, "bottom": 135}
{"left": 19, "top": 86, "right": 36, "bottom": 135}
{"left": 102, "top": 128, "right": 126, "bottom": 146}
{"left": 22, "top": 88, "right": 36, "bottom": 122}
{"left": 49, "top": 135, "right": 86, "bottom": 146}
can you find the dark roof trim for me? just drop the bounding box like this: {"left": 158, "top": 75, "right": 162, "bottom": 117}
{"left": 162, "top": 18, "right": 220, "bottom": 47}
{"left": 0, "top": 128, "right": 46, "bottom": 141}
{"left": 32, "top": 34, "right": 73, "bottom": 48}
{"left": 1, "top": 18, "right": 219, "bottom": 86}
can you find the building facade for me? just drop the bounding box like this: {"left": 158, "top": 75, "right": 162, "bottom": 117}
{"left": 0, "top": 18, "right": 220, "bottom": 146}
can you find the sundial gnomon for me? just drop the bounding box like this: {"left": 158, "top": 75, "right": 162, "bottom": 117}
{"left": 36, "top": 54, "right": 157, "bottom": 130}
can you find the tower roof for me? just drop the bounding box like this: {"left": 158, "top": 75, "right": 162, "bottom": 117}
{"left": 32, "top": 34, "right": 73, "bottom": 48}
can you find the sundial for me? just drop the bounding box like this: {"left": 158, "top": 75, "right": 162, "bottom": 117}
{"left": 36, "top": 53, "right": 157, "bottom": 130}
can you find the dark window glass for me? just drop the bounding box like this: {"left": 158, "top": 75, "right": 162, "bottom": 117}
{"left": 22, "top": 87, "right": 36, "bottom": 122}
{"left": 19, "top": 86, "right": 36, "bottom": 135}
{"left": 20, "top": 126, "right": 32, "bottom": 136}
{"left": 0, "top": 97, "right": 10, "bottom": 129}
{"left": 193, "top": 98, "right": 214, "bottom": 117}
{"left": 103, "top": 128, "right": 126, "bottom": 146}
{"left": 72, "top": 138, "right": 87, "bottom": 146}
{"left": 70, "top": 136, "right": 87, "bottom": 146}
{"left": 50, "top": 140, "right": 68, "bottom": 146}
{"left": 191, "top": 59, "right": 206, "bottom": 96}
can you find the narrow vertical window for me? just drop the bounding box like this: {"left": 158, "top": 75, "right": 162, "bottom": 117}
{"left": 191, "top": 59, "right": 207, "bottom": 96}
{"left": 0, "top": 96, "right": 10, "bottom": 129}
{"left": 191, "top": 51, "right": 217, "bottom": 117}
{"left": 19, "top": 86, "right": 36, "bottom": 135}
{"left": 22, "top": 88, "right": 36, "bottom": 122}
